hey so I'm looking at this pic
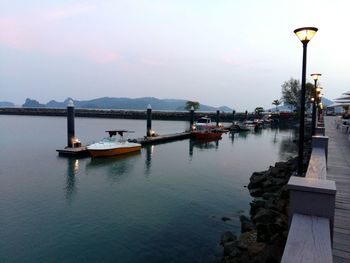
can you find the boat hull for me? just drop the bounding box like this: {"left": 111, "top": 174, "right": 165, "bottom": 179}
{"left": 192, "top": 131, "right": 222, "bottom": 140}
{"left": 88, "top": 145, "right": 141, "bottom": 157}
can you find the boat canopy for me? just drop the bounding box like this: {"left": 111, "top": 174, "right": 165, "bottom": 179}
{"left": 196, "top": 117, "right": 211, "bottom": 124}
{"left": 105, "top": 130, "right": 135, "bottom": 137}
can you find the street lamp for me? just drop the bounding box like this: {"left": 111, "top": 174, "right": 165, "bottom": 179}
{"left": 310, "top": 73, "right": 322, "bottom": 135}
{"left": 294, "top": 26, "right": 318, "bottom": 176}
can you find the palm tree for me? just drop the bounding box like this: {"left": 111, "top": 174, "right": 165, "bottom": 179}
{"left": 272, "top": 99, "right": 281, "bottom": 112}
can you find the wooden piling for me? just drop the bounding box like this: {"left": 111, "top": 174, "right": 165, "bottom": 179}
{"left": 67, "top": 100, "right": 75, "bottom": 147}
{"left": 147, "top": 104, "right": 152, "bottom": 137}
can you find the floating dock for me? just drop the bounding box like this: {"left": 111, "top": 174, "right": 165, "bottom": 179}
{"left": 56, "top": 146, "right": 89, "bottom": 156}
{"left": 57, "top": 132, "right": 192, "bottom": 156}
{"left": 135, "top": 131, "right": 191, "bottom": 145}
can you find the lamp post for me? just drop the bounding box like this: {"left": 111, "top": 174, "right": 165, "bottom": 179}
{"left": 294, "top": 26, "right": 318, "bottom": 176}
{"left": 310, "top": 73, "right": 322, "bottom": 135}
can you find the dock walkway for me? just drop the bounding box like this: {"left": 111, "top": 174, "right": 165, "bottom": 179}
{"left": 325, "top": 116, "right": 350, "bottom": 262}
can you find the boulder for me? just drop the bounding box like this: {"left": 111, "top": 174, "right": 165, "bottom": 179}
{"left": 237, "top": 230, "right": 257, "bottom": 250}
{"left": 240, "top": 215, "right": 255, "bottom": 233}
{"left": 221, "top": 231, "right": 237, "bottom": 245}
{"left": 223, "top": 241, "right": 240, "bottom": 257}
{"left": 248, "top": 172, "right": 268, "bottom": 189}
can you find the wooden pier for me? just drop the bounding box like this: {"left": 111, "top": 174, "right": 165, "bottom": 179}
{"left": 57, "top": 132, "right": 192, "bottom": 156}
{"left": 325, "top": 117, "right": 350, "bottom": 263}
{"left": 134, "top": 131, "right": 191, "bottom": 145}
{"left": 56, "top": 146, "right": 89, "bottom": 156}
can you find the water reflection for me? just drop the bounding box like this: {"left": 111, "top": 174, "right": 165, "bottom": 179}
{"left": 144, "top": 145, "right": 154, "bottom": 176}
{"left": 278, "top": 129, "right": 298, "bottom": 159}
{"left": 86, "top": 152, "right": 141, "bottom": 183}
{"left": 188, "top": 138, "right": 221, "bottom": 159}
{"left": 65, "top": 158, "right": 80, "bottom": 202}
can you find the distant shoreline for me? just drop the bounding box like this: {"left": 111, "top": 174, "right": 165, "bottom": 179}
{"left": 0, "top": 107, "right": 243, "bottom": 122}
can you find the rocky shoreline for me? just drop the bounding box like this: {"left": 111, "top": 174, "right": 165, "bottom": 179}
{"left": 219, "top": 144, "right": 312, "bottom": 263}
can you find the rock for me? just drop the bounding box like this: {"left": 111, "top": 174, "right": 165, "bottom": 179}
{"left": 237, "top": 230, "right": 257, "bottom": 250}
{"left": 262, "top": 192, "right": 278, "bottom": 200}
{"left": 222, "top": 216, "right": 231, "bottom": 222}
{"left": 252, "top": 208, "right": 279, "bottom": 224}
{"left": 269, "top": 166, "right": 280, "bottom": 176}
{"left": 270, "top": 177, "right": 287, "bottom": 186}
{"left": 223, "top": 241, "right": 240, "bottom": 257}
{"left": 248, "top": 172, "right": 267, "bottom": 189}
{"left": 247, "top": 242, "right": 267, "bottom": 258}
{"left": 221, "top": 231, "right": 237, "bottom": 245}
{"left": 250, "top": 200, "right": 266, "bottom": 215}
{"left": 249, "top": 188, "right": 263, "bottom": 197}
{"left": 240, "top": 215, "right": 255, "bottom": 233}
{"left": 256, "top": 223, "right": 270, "bottom": 242}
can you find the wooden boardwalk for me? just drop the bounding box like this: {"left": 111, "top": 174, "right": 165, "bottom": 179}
{"left": 325, "top": 116, "right": 350, "bottom": 262}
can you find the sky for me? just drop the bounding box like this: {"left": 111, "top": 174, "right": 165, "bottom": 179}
{"left": 1, "top": 0, "right": 350, "bottom": 111}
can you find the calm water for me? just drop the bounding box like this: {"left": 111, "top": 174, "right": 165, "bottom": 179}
{"left": 0, "top": 115, "right": 297, "bottom": 262}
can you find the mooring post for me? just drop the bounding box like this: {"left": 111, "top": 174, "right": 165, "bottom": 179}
{"left": 216, "top": 109, "right": 220, "bottom": 126}
{"left": 232, "top": 110, "right": 236, "bottom": 123}
{"left": 147, "top": 104, "right": 152, "bottom": 137}
{"left": 67, "top": 100, "right": 75, "bottom": 148}
{"left": 190, "top": 106, "right": 195, "bottom": 131}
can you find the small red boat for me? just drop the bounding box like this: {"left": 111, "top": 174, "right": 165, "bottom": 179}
{"left": 192, "top": 128, "right": 222, "bottom": 140}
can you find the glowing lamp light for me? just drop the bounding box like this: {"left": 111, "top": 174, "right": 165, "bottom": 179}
{"left": 294, "top": 27, "right": 318, "bottom": 43}
{"left": 316, "top": 87, "right": 322, "bottom": 92}
{"left": 71, "top": 137, "right": 81, "bottom": 147}
{"left": 311, "top": 73, "right": 322, "bottom": 80}
{"left": 311, "top": 97, "right": 315, "bottom": 102}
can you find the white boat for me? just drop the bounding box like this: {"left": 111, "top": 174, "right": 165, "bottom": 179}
{"left": 87, "top": 130, "right": 141, "bottom": 158}
{"left": 195, "top": 117, "right": 215, "bottom": 128}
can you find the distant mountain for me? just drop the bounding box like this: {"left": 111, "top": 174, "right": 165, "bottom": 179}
{"left": 321, "top": 97, "right": 333, "bottom": 107}
{"left": 22, "top": 98, "right": 46, "bottom": 108}
{"left": 0, "top": 101, "right": 15, "bottom": 107}
{"left": 26, "top": 97, "right": 233, "bottom": 112}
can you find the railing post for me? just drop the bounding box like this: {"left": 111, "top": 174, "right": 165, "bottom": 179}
{"left": 287, "top": 176, "right": 336, "bottom": 242}
{"left": 315, "top": 127, "right": 325, "bottom": 136}
{"left": 312, "top": 135, "right": 329, "bottom": 163}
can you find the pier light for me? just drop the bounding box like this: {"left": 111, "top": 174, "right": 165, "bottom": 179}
{"left": 294, "top": 27, "right": 318, "bottom": 43}
{"left": 294, "top": 26, "right": 318, "bottom": 176}
{"left": 311, "top": 73, "right": 322, "bottom": 81}
{"left": 310, "top": 73, "right": 322, "bottom": 136}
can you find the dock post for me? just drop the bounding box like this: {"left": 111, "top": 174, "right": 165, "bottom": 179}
{"left": 67, "top": 100, "right": 75, "bottom": 147}
{"left": 147, "top": 104, "right": 152, "bottom": 137}
{"left": 216, "top": 109, "right": 220, "bottom": 126}
{"left": 190, "top": 106, "right": 195, "bottom": 131}
{"left": 232, "top": 110, "right": 236, "bottom": 123}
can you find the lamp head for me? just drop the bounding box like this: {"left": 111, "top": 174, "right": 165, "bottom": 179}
{"left": 294, "top": 27, "right": 318, "bottom": 44}
{"left": 310, "top": 73, "right": 322, "bottom": 81}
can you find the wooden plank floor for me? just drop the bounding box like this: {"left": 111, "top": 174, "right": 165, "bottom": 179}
{"left": 325, "top": 117, "right": 350, "bottom": 262}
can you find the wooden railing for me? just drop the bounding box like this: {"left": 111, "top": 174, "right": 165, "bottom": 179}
{"left": 281, "top": 124, "right": 336, "bottom": 263}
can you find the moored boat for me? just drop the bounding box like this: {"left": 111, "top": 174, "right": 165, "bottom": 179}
{"left": 192, "top": 125, "right": 222, "bottom": 140}
{"left": 87, "top": 130, "right": 141, "bottom": 157}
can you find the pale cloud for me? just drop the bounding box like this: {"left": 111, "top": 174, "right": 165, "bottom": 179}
{"left": 0, "top": 3, "right": 103, "bottom": 62}
{"left": 140, "top": 58, "right": 165, "bottom": 66}
{"left": 43, "top": 4, "right": 96, "bottom": 21}
{"left": 86, "top": 49, "right": 121, "bottom": 64}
